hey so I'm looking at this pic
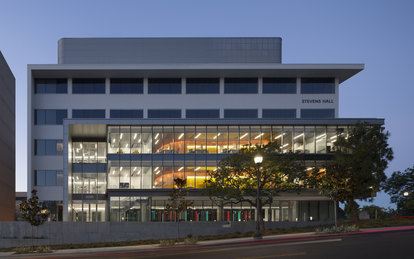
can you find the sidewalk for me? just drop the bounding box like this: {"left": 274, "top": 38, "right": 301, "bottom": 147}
{"left": 1, "top": 226, "right": 413, "bottom": 258}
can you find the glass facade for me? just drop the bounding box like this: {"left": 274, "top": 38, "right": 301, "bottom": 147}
{"left": 110, "top": 110, "right": 143, "bottom": 119}
{"left": 263, "top": 78, "right": 296, "bottom": 94}
{"left": 301, "top": 109, "right": 335, "bottom": 119}
{"left": 35, "top": 109, "right": 67, "bottom": 125}
{"left": 301, "top": 78, "right": 335, "bottom": 94}
{"left": 68, "top": 123, "right": 350, "bottom": 222}
{"left": 72, "top": 79, "right": 106, "bottom": 94}
{"left": 35, "top": 79, "right": 67, "bottom": 94}
{"left": 110, "top": 78, "right": 143, "bottom": 94}
{"left": 35, "top": 139, "right": 63, "bottom": 155}
{"left": 72, "top": 109, "right": 106, "bottom": 119}
{"left": 224, "top": 78, "right": 258, "bottom": 94}
{"left": 186, "top": 78, "right": 220, "bottom": 94}
{"left": 148, "top": 78, "right": 182, "bottom": 94}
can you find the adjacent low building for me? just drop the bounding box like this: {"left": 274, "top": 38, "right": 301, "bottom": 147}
{"left": 0, "top": 51, "right": 15, "bottom": 221}
{"left": 27, "top": 37, "right": 382, "bottom": 222}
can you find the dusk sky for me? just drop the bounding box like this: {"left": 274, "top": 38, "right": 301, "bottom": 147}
{"left": 1, "top": 0, "right": 413, "bottom": 208}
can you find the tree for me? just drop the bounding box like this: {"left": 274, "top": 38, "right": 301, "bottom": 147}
{"left": 19, "top": 189, "right": 49, "bottom": 251}
{"left": 205, "top": 142, "right": 304, "bottom": 232}
{"left": 309, "top": 122, "right": 393, "bottom": 222}
{"left": 383, "top": 166, "right": 414, "bottom": 216}
{"left": 166, "top": 178, "right": 193, "bottom": 240}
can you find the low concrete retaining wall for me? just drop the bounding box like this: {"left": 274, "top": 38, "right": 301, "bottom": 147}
{"left": 0, "top": 221, "right": 331, "bottom": 248}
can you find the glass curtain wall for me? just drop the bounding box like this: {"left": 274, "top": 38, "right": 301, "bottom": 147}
{"left": 106, "top": 125, "right": 350, "bottom": 190}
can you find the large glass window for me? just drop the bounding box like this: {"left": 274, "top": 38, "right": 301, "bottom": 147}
{"left": 110, "top": 78, "right": 143, "bottom": 94}
{"left": 195, "top": 126, "right": 207, "bottom": 154}
{"left": 224, "top": 109, "right": 258, "bottom": 118}
{"left": 72, "top": 78, "right": 105, "bottom": 94}
{"left": 293, "top": 126, "right": 304, "bottom": 153}
{"left": 282, "top": 126, "right": 293, "bottom": 153}
{"left": 263, "top": 109, "right": 296, "bottom": 119}
{"left": 163, "top": 126, "right": 174, "bottom": 154}
{"left": 263, "top": 78, "right": 296, "bottom": 94}
{"left": 185, "top": 126, "right": 195, "bottom": 154}
{"left": 35, "top": 109, "right": 67, "bottom": 125}
{"left": 186, "top": 109, "right": 219, "bottom": 119}
{"left": 110, "top": 110, "right": 143, "bottom": 119}
{"left": 35, "top": 79, "right": 67, "bottom": 94}
{"left": 72, "top": 141, "right": 106, "bottom": 163}
{"left": 304, "top": 126, "right": 315, "bottom": 153}
{"left": 131, "top": 126, "right": 142, "bottom": 154}
{"left": 326, "top": 126, "right": 337, "bottom": 153}
{"left": 239, "top": 126, "right": 250, "bottom": 149}
{"left": 301, "top": 109, "right": 335, "bottom": 119}
{"left": 148, "top": 109, "right": 181, "bottom": 118}
{"left": 35, "top": 139, "right": 63, "bottom": 155}
{"left": 224, "top": 78, "right": 258, "bottom": 94}
{"left": 35, "top": 170, "right": 63, "bottom": 186}
{"left": 148, "top": 78, "right": 181, "bottom": 94}
{"left": 142, "top": 127, "right": 152, "bottom": 153}
{"left": 206, "top": 126, "right": 217, "bottom": 154}
{"left": 272, "top": 126, "right": 283, "bottom": 147}
{"left": 301, "top": 78, "right": 335, "bottom": 94}
{"left": 72, "top": 109, "right": 106, "bottom": 119}
{"left": 174, "top": 126, "right": 185, "bottom": 154}
{"left": 217, "top": 126, "right": 228, "bottom": 153}
{"left": 228, "top": 126, "right": 239, "bottom": 153}
{"left": 186, "top": 78, "right": 220, "bottom": 94}
{"left": 152, "top": 126, "right": 163, "bottom": 153}
{"left": 316, "top": 126, "right": 327, "bottom": 153}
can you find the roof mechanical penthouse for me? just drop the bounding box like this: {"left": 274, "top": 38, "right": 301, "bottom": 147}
{"left": 28, "top": 37, "right": 381, "bottom": 222}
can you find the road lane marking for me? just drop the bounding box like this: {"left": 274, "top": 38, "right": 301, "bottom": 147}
{"left": 238, "top": 252, "right": 307, "bottom": 259}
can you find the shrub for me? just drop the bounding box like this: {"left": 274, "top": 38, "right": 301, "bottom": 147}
{"left": 14, "top": 247, "right": 31, "bottom": 254}
{"left": 159, "top": 239, "right": 176, "bottom": 246}
{"left": 315, "top": 224, "right": 360, "bottom": 234}
{"left": 36, "top": 246, "right": 52, "bottom": 253}
{"left": 183, "top": 237, "right": 198, "bottom": 245}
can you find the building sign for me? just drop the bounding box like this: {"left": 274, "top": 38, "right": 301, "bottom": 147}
{"left": 302, "top": 99, "right": 334, "bottom": 104}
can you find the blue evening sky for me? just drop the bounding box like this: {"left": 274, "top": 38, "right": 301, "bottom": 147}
{"left": 1, "top": 0, "right": 413, "bottom": 209}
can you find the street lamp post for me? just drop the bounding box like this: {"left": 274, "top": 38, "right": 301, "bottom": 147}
{"left": 254, "top": 154, "right": 263, "bottom": 239}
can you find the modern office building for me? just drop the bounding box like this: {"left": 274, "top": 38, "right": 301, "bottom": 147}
{"left": 0, "top": 51, "right": 15, "bottom": 221}
{"left": 28, "top": 38, "right": 382, "bottom": 222}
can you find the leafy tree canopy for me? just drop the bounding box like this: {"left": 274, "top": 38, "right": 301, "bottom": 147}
{"left": 206, "top": 142, "right": 304, "bottom": 231}
{"left": 383, "top": 166, "right": 414, "bottom": 215}
{"left": 308, "top": 122, "right": 393, "bottom": 221}
{"left": 19, "top": 189, "right": 49, "bottom": 227}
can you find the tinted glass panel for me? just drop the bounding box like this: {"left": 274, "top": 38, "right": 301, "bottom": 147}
{"left": 35, "top": 170, "right": 62, "bottom": 186}
{"left": 263, "top": 78, "right": 296, "bottom": 94}
{"left": 148, "top": 109, "right": 181, "bottom": 118}
{"left": 110, "top": 110, "right": 143, "bottom": 118}
{"left": 148, "top": 78, "right": 181, "bottom": 94}
{"left": 35, "top": 140, "right": 63, "bottom": 155}
{"left": 301, "top": 78, "right": 335, "bottom": 94}
{"left": 224, "top": 109, "right": 258, "bottom": 118}
{"left": 35, "top": 109, "right": 67, "bottom": 125}
{"left": 72, "top": 109, "right": 106, "bottom": 118}
{"left": 224, "top": 78, "right": 258, "bottom": 94}
{"left": 35, "top": 79, "right": 67, "bottom": 93}
{"left": 72, "top": 78, "right": 105, "bottom": 94}
{"left": 262, "top": 109, "right": 296, "bottom": 118}
{"left": 186, "top": 109, "right": 220, "bottom": 118}
{"left": 301, "top": 109, "right": 335, "bottom": 118}
{"left": 110, "top": 78, "right": 143, "bottom": 94}
{"left": 186, "top": 78, "right": 220, "bottom": 94}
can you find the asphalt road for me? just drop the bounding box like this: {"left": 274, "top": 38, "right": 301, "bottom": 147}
{"left": 11, "top": 229, "right": 414, "bottom": 259}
